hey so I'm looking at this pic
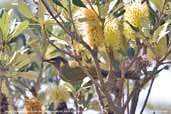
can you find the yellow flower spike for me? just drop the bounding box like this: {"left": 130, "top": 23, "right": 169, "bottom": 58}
{"left": 75, "top": 5, "right": 104, "bottom": 49}
{"left": 47, "top": 85, "right": 70, "bottom": 103}
{"left": 104, "top": 17, "right": 122, "bottom": 52}
{"left": 123, "top": 1, "right": 149, "bottom": 40}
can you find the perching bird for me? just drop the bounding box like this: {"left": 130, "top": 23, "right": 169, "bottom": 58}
{"left": 43, "top": 56, "right": 108, "bottom": 84}
{"left": 44, "top": 56, "right": 140, "bottom": 84}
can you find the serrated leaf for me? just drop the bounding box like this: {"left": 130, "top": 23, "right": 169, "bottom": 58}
{"left": 158, "top": 23, "right": 170, "bottom": 42}
{"left": 38, "top": 1, "right": 46, "bottom": 24}
{"left": 9, "top": 20, "right": 29, "bottom": 41}
{"left": 18, "top": 2, "right": 34, "bottom": 19}
{"left": 10, "top": 52, "right": 38, "bottom": 70}
{"left": 0, "top": 9, "right": 13, "bottom": 40}
{"left": 45, "top": 45, "right": 58, "bottom": 59}
{"left": 10, "top": 19, "right": 16, "bottom": 33}
{"left": 108, "top": 0, "right": 118, "bottom": 14}
{"left": 84, "top": 93, "right": 93, "bottom": 108}
{"left": 1, "top": 80, "right": 10, "bottom": 97}
{"left": 63, "top": 82, "right": 75, "bottom": 92}
{"left": 0, "top": 9, "right": 4, "bottom": 18}
{"left": 114, "top": 9, "right": 125, "bottom": 17}
{"left": 5, "top": 9, "right": 13, "bottom": 39}
{"left": 153, "top": 22, "right": 170, "bottom": 43}
{"left": 126, "top": 21, "right": 139, "bottom": 32}
{"left": 72, "top": 0, "right": 86, "bottom": 8}
{"left": 53, "top": 0, "right": 67, "bottom": 11}
{"left": 17, "top": 71, "right": 38, "bottom": 80}
{"left": 8, "top": 51, "right": 19, "bottom": 65}
{"left": 81, "top": 77, "right": 91, "bottom": 87}
{"left": 151, "top": 0, "right": 165, "bottom": 11}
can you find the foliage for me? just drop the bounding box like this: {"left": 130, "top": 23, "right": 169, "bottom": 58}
{"left": 0, "top": 0, "right": 171, "bottom": 114}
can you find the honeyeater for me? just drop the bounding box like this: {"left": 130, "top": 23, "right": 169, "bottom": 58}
{"left": 44, "top": 56, "right": 108, "bottom": 84}
{"left": 44, "top": 57, "right": 140, "bottom": 84}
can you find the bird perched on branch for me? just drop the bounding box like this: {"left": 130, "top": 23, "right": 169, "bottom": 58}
{"left": 44, "top": 56, "right": 140, "bottom": 84}
{"left": 43, "top": 56, "right": 107, "bottom": 84}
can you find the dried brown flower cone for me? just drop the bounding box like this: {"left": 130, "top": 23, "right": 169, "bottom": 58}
{"left": 24, "top": 97, "right": 42, "bottom": 114}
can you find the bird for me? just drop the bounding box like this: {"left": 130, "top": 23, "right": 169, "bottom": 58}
{"left": 43, "top": 56, "right": 140, "bottom": 84}
{"left": 43, "top": 56, "right": 108, "bottom": 84}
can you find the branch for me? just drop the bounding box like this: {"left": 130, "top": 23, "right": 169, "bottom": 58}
{"left": 130, "top": 81, "right": 141, "bottom": 114}
{"left": 123, "top": 62, "right": 160, "bottom": 111}
{"left": 41, "top": 0, "right": 72, "bottom": 36}
{"left": 161, "top": 61, "right": 171, "bottom": 65}
{"left": 41, "top": 0, "right": 92, "bottom": 54}
{"left": 67, "top": 0, "right": 78, "bottom": 38}
{"left": 47, "top": 38, "right": 79, "bottom": 59}
{"left": 94, "top": 85, "right": 105, "bottom": 112}
{"left": 91, "top": 50, "right": 121, "bottom": 113}
{"left": 126, "top": 80, "right": 130, "bottom": 114}
{"left": 140, "top": 77, "right": 155, "bottom": 114}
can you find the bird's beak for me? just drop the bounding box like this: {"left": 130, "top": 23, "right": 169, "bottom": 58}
{"left": 43, "top": 59, "right": 53, "bottom": 63}
{"left": 43, "top": 59, "right": 60, "bottom": 69}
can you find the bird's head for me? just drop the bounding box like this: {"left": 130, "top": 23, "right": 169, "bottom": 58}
{"left": 43, "top": 56, "right": 68, "bottom": 69}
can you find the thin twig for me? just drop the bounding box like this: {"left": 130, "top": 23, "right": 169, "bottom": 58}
{"left": 67, "top": 0, "right": 78, "bottom": 37}
{"left": 126, "top": 80, "right": 130, "bottom": 114}
{"left": 41, "top": 0, "right": 92, "bottom": 53}
{"left": 41, "top": 0, "right": 72, "bottom": 36}
{"left": 91, "top": 50, "right": 120, "bottom": 113}
{"left": 94, "top": 85, "right": 105, "bottom": 112}
{"left": 47, "top": 38, "right": 78, "bottom": 59}
{"left": 140, "top": 77, "right": 155, "bottom": 114}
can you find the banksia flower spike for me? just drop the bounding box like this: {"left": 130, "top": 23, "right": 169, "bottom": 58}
{"left": 24, "top": 97, "right": 42, "bottom": 114}
{"left": 104, "top": 17, "right": 122, "bottom": 52}
{"left": 0, "top": 92, "right": 8, "bottom": 114}
{"left": 47, "top": 85, "right": 70, "bottom": 103}
{"left": 75, "top": 5, "right": 104, "bottom": 49}
{"left": 123, "top": 1, "right": 149, "bottom": 40}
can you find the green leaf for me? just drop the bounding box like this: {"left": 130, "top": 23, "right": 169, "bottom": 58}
{"left": 38, "top": 1, "right": 46, "bottom": 23}
{"left": 9, "top": 20, "right": 29, "bottom": 41}
{"left": 153, "top": 22, "right": 170, "bottom": 43}
{"left": 0, "top": 9, "right": 13, "bottom": 39}
{"left": 72, "top": 0, "right": 86, "bottom": 8}
{"left": 114, "top": 9, "right": 125, "bottom": 17}
{"left": 0, "top": 9, "right": 4, "bottom": 18}
{"left": 1, "top": 80, "right": 10, "bottom": 97}
{"left": 108, "top": 0, "right": 118, "bottom": 14}
{"left": 151, "top": 0, "right": 165, "bottom": 11}
{"left": 18, "top": 2, "right": 34, "bottom": 19}
{"left": 84, "top": 93, "right": 93, "bottom": 108}
{"left": 125, "top": 21, "right": 139, "bottom": 32}
{"left": 63, "top": 82, "right": 75, "bottom": 92}
{"left": 81, "top": 77, "right": 91, "bottom": 87}
{"left": 17, "top": 71, "right": 38, "bottom": 80}
{"left": 9, "top": 52, "right": 38, "bottom": 70}
{"left": 53, "top": 0, "right": 67, "bottom": 10}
